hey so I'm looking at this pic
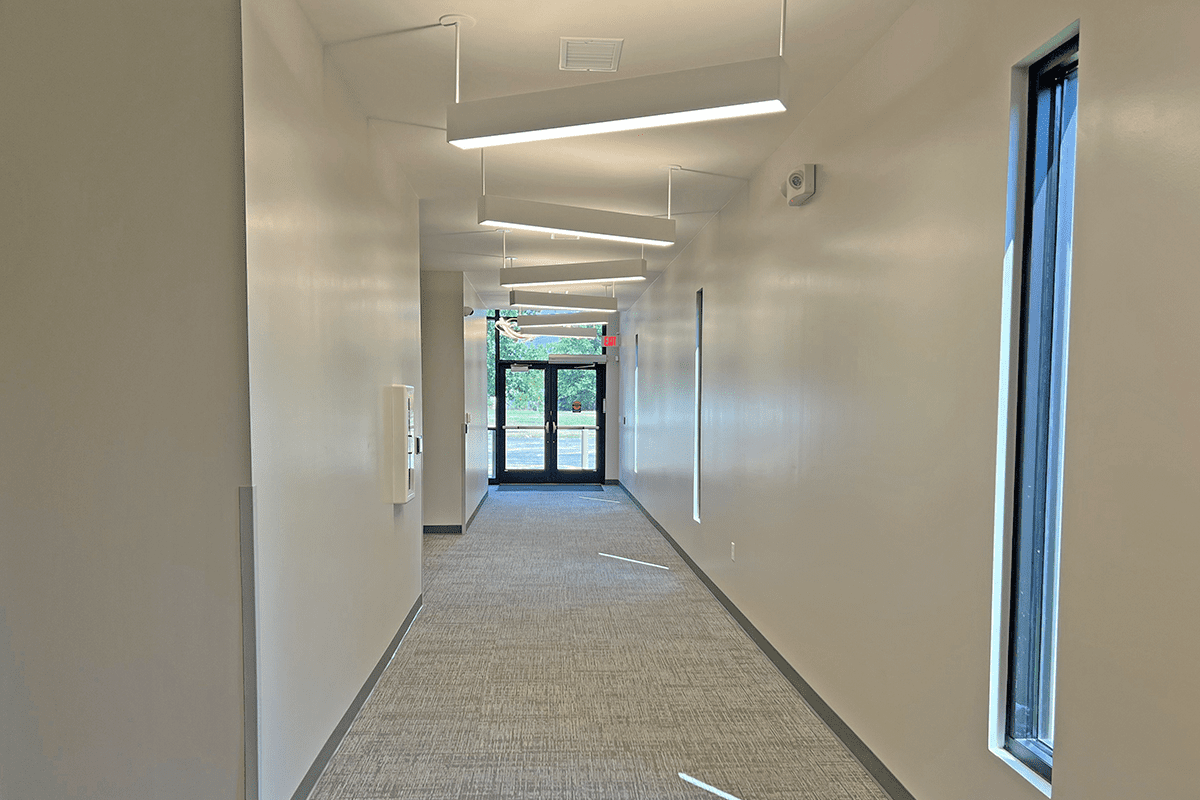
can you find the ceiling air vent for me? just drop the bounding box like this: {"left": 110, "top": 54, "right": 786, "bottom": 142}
{"left": 559, "top": 38, "right": 624, "bottom": 72}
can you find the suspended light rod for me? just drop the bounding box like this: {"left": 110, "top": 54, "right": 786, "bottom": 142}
{"left": 439, "top": 14, "right": 475, "bottom": 103}
{"left": 667, "top": 165, "right": 682, "bottom": 220}
{"left": 780, "top": 0, "right": 787, "bottom": 58}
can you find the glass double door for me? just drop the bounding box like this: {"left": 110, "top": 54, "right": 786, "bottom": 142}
{"left": 496, "top": 362, "right": 605, "bottom": 483}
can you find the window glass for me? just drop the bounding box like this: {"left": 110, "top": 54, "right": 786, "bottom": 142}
{"left": 1005, "top": 34, "right": 1077, "bottom": 783}
{"left": 693, "top": 289, "right": 703, "bottom": 522}
{"left": 495, "top": 309, "right": 604, "bottom": 360}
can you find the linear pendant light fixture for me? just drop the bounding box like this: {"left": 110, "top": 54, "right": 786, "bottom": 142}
{"left": 447, "top": 56, "right": 787, "bottom": 149}
{"left": 499, "top": 259, "right": 646, "bottom": 288}
{"left": 515, "top": 312, "right": 613, "bottom": 328}
{"left": 509, "top": 290, "right": 618, "bottom": 313}
{"left": 518, "top": 325, "right": 600, "bottom": 339}
{"left": 480, "top": 196, "right": 674, "bottom": 247}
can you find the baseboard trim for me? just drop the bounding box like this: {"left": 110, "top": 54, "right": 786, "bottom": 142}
{"left": 290, "top": 595, "right": 423, "bottom": 800}
{"left": 616, "top": 483, "right": 916, "bottom": 800}
{"left": 603, "top": 478, "right": 620, "bottom": 485}
{"left": 465, "top": 492, "right": 488, "bottom": 531}
{"left": 424, "top": 524, "right": 462, "bottom": 534}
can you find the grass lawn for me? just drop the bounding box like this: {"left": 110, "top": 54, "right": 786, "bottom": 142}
{"left": 500, "top": 408, "right": 596, "bottom": 426}
{"left": 489, "top": 399, "right": 596, "bottom": 427}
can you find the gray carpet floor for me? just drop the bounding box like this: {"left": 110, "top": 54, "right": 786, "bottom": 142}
{"left": 310, "top": 486, "right": 890, "bottom": 800}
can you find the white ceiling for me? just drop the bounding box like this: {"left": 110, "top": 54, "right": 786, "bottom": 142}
{"left": 300, "top": 0, "right": 913, "bottom": 310}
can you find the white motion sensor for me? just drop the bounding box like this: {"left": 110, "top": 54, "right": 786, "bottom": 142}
{"left": 781, "top": 164, "right": 817, "bottom": 206}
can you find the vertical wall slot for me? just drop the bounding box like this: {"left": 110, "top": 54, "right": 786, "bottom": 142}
{"left": 693, "top": 290, "right": 703, "bottom": 523}
{"left": 634, "top": 333, "right": 640, "bottom": 473}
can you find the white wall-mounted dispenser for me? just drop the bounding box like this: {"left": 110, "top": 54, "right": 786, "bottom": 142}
{"left": 392, "top": 385, "right": 417, "bottom": 503}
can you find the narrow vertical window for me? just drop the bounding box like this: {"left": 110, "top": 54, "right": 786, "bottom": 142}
{"left": 633, "top": 333, "right": 639, "bottom": 473}
{"left": 693, "top": 290, "right": 703, "bottom": 523}
{"left": 1003, "top": 33, "right": 1077, "bottom": 786}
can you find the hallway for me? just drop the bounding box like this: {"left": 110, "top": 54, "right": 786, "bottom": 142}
{"left": 310, "top": 487, "right": 888, "bottom": 800}
{"left": 7, "top": 1, "right": 1200, "bottom": 798}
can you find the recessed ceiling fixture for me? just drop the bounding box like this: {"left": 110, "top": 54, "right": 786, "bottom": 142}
{"left": 509, "top": 290, "right": 618, "bottom": 312}
{"left": 448, "top": 56, "right": 786, "bottom": 149}
{"left": 499, "top": 259, "right": 646, "bottom": 288}
{"left": 560, "top": 38, "right": 624, "bottom": 72}
{"left": 516, "top": 312, "right": 613, "bottom": 328}
{"left": 480, "top": 196, "right": 674, "bottom": 247}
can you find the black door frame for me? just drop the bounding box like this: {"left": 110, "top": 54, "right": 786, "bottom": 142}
{"left": 495, "top": 361, "right": 606, "bottom": 484}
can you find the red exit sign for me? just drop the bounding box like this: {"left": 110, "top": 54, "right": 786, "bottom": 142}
{"left": 602, "top": 335, "right": 618, "bottom": 348}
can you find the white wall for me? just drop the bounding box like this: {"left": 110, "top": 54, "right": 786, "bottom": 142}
{"left": 421, "top": 273, "right": 489, "bottom": 528}
{"left": 241, "top": 0, "right": 423, "bottom": 797}
{"left": 0, "top": 2, "right": 250, "bottom": 798}
{"left": 620, "top": 2, "right": 1200, "bottom": 799}
{"left": 421, "top": 271, "right": 468, "bottom": 527}
{"left": 464, "top": 278, "right": 489, "bottom": 521}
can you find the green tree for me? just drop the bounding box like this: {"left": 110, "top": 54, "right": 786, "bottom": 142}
{"left": 556, "top": 369, "right": 596, "bottom": 411}
{"left": 488, "top": 312, "right": 605, "bottom": 418}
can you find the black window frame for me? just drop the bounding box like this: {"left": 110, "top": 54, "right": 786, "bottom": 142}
{"left": 1005, "top": 33, "right": 1078, "bottom": 784}
{"left": 486, "top": 310, "right": 609, "bottom": 485}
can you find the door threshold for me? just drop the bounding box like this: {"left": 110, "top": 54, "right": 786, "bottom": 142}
{"left": 495, "top": 484, "right": 604, "bottom": 492}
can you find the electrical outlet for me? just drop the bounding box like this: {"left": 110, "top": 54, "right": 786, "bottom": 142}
{"left": 731, "top": 542, "right": 735, "bottom": 561}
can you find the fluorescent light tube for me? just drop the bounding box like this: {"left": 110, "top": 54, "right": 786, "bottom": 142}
{"left": 480, "top": 196, "right": 674, "bottom": 247}
{"left": 509, "top": 290, "right": 618, "bottom": 312}
{"left": 499, "top": 259, "right": 646, "bottom": 288}
{"left": 518, "top": 326, "right": 599, "bottom": 339}
{"left": 448, "top": 56, "right": 787, "bottom": 149}
{"left": 515, "top": 312, "right": 612, "bottom": 328}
